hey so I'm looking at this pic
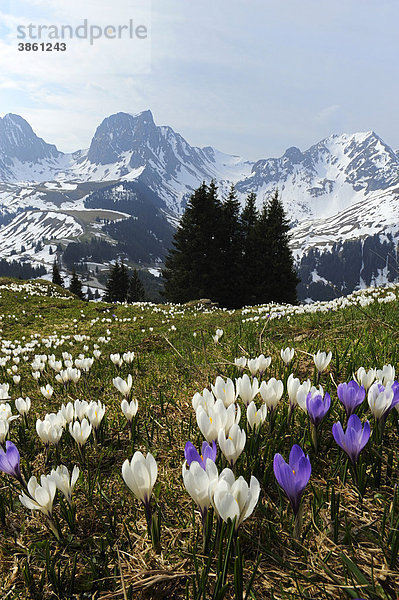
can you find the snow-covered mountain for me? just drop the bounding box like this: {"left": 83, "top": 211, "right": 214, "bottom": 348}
{"left": 237, "top": 131, "right": 399, "bottom": 225}
{"left": 0, "top": 110, "right": 252, "bottom": 216}
{"left": 1, "top": 109, "right": 399, "bottom": 299}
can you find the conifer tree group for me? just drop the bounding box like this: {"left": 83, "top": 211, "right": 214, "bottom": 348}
{"left": 162, "top": 183, "right": 299, "bottom": 307}
{"left": 104, "top": 261, "right": 145, "bottom": 303}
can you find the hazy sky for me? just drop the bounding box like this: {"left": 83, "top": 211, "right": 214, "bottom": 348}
{"left": 1, "top": 0, "right": 398, "bottom": 160}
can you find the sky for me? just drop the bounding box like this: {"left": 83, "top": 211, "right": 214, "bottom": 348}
{"left": 1, "top": 0, "right": 399, "bottom": 160}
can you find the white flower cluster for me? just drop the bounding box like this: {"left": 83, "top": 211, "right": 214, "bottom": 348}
{"left": 241, "top": 282, "right": 399, "bottom": 323}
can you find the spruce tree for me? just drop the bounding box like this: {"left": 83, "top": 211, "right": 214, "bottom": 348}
{"left": 217, "top": 185, "right": 243, "bottom": 308}
{"left": 163, "top": 182, "right": 223, "bottom": 303}
{"left": 69, "top": 269, "right": 85, "bottom": 300}
{"left": 128, "top": 269, "right": 145, "bottom": 302}
{"left": 240, "top": 192, "right": 259, "bottom": 306}
{"left": 265, "top": 190, "right": 299, "bottom": 304}
{"left": 117, "top": 262, "right": 130, "bottom": 302}
{"left": 104, "top": 262, "right": 120, "bottom": 302}
{"left": 104, "top": 260, "right": 130, "bottom": 302}
{"left": 254, "top": 190, "right": 299, "bottom": 304}
{"left": 52, "top": 260, "right": 64, "bottom": 287}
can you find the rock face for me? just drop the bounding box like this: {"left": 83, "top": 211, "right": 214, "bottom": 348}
{"left": 0, "top": 113, "right": 60, "bottom": 176}
{"left": 87, "top": 111, "right": 156, "bottom": 165}
{"left": 1, "top": 109, "right": 399, "bottom": 300}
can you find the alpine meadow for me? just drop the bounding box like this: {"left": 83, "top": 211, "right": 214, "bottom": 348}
{"left": 0, "top": 276, "right": 397, "bottom": 599}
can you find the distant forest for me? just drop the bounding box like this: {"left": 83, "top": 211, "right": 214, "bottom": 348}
{"left": 0, "top": 259, "right": 46, "bottom": 280}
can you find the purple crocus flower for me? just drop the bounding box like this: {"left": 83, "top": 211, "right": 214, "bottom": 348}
{"left": 332, "top": 414, "right": 371, "bottom": 465}
{"left": 273, "top": 444, "right": 311, "bottom": 515}
{"left": 0, "top": 441, "right": 23, "bottom": 484}
{"left": 306, "top": 392, "right": 331, "bottom": 427}
{"left": 184, "top": 440, "right": 217, "bottom": 469}
{"left": 391, "top": 381, "right": 399, "bottom": 409}
{"left": 337, "top": 381, "right": 365, "bottom": 418}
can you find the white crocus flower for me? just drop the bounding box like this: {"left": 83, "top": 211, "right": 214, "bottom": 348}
{"left": 218, "top": 424, "right": 246, "bottom": 466}
{"left": 246, "top": 401, "right": 267, "bottom": 430}
{"left": 121, "top": 398, "right": 138, "bottom": 422}
{"left": 69, "top": 419, "right": 92, "bottom": 446}
{"left": 247, "top": 358, "right": 259, "bottom": 376}
{"left": 287, "top": 374, "right": 301, "bottom": 408}
{"left": 36, "top": 418, "right": 63, "bottom": 446}
{"left": 67, "top": 368, "right": 81, "bottom": 383}
{"left": 48, "top": 360, "right": 62, "bottom": 373}
{"left": 13, "top": 375, "right": 21, "bottom": 385}
{"left": 122, "top": 351, "right": 135, "bottom": 364}
{"left": 55, "top": 370, "right": 68, "bottom": 384}
{"left": 196, "top": 399, "right": 227, "bottom": 443}
{"left": 19, "top": 475, "right": 56, "bottom": 517}
{"left": 122, "top": 451, "right": 157, "bottom": 507}
{"left": 40, "top": 384, "right": 54, "bottom": 400}
{"left": 211, "top": 469, "right": 260, "bottom": 530}
{"left": 45, "top": 412, "right": 65, "bottom": 429}
{"left": 212, "top": 329, "right": 224, "bottom": 343}
{"left": 296, "top": 382, "right": 320, "bottom": 413}
{"left": 113, "top": 375, "right": 133, "bottom": 398}
{"left": 355, "top": 367, "right": 377, "bottom": 392}
{"left": 0, "top": 403, "right": 13, "bottom": 421}
{"left": 49, "top": 465, "right": 79, "bottom": 505}
{"left": 259, "top": 378, "right": 284, "bottom": 412}
{"left": 15, "top": 396, "right": 31, "bottom": 416}
{"left": 110, "top": 353, "right": 123, "bottom": 367}
{"left": 211, "top": 376, "right": 237, "bottom": 407}
{"left": 192, "top": 388, "right": 215, "bottom": 412}
{"left": 313, "top": 351, "right": 332, "bottom": 373}
{"left": 236, "top": 374, "right": 259, "bottom": 406}
{"left": 0, "top": 419, "right": 9, "bottom": 443}
{"left": 234, "top": 356, "right": 247, "bottom": 370}
{"left": 223, "top": 402, "right": 241, "bottom": 434}
{"left": 376, "top": 364, "right": 395, "bottom": 386}
{"left": 182, "top": 459, "right": 218, "bottom": 519}
{"left": 87, "top": 401, "right": 106, "bottom": 431}
{"left": 367, "top": 383, "right": 394, "bottom": 420}
{"left": 0, "top": 383, "right": 10, "bottom": 402}
{"left": 280, "top": 347, "right": 295, "bottom": 365}
{"left": 59, "top": 402, "right": 74, "bottom": 424}
{"left": 75, "top": 358, "right": 94, "bottom": 372}
{"left": 256, "top": 354, "right": 271, "bottom": 376}
{"left": 74, "top": 399, "right": 89, "bottom": 421}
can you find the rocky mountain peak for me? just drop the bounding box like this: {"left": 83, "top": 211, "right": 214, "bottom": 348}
{"left": 0, "top": 113, "right": 60, "bottom": 164}
{"left": 87, "top": 111, "right": 157, "bottom": 165}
